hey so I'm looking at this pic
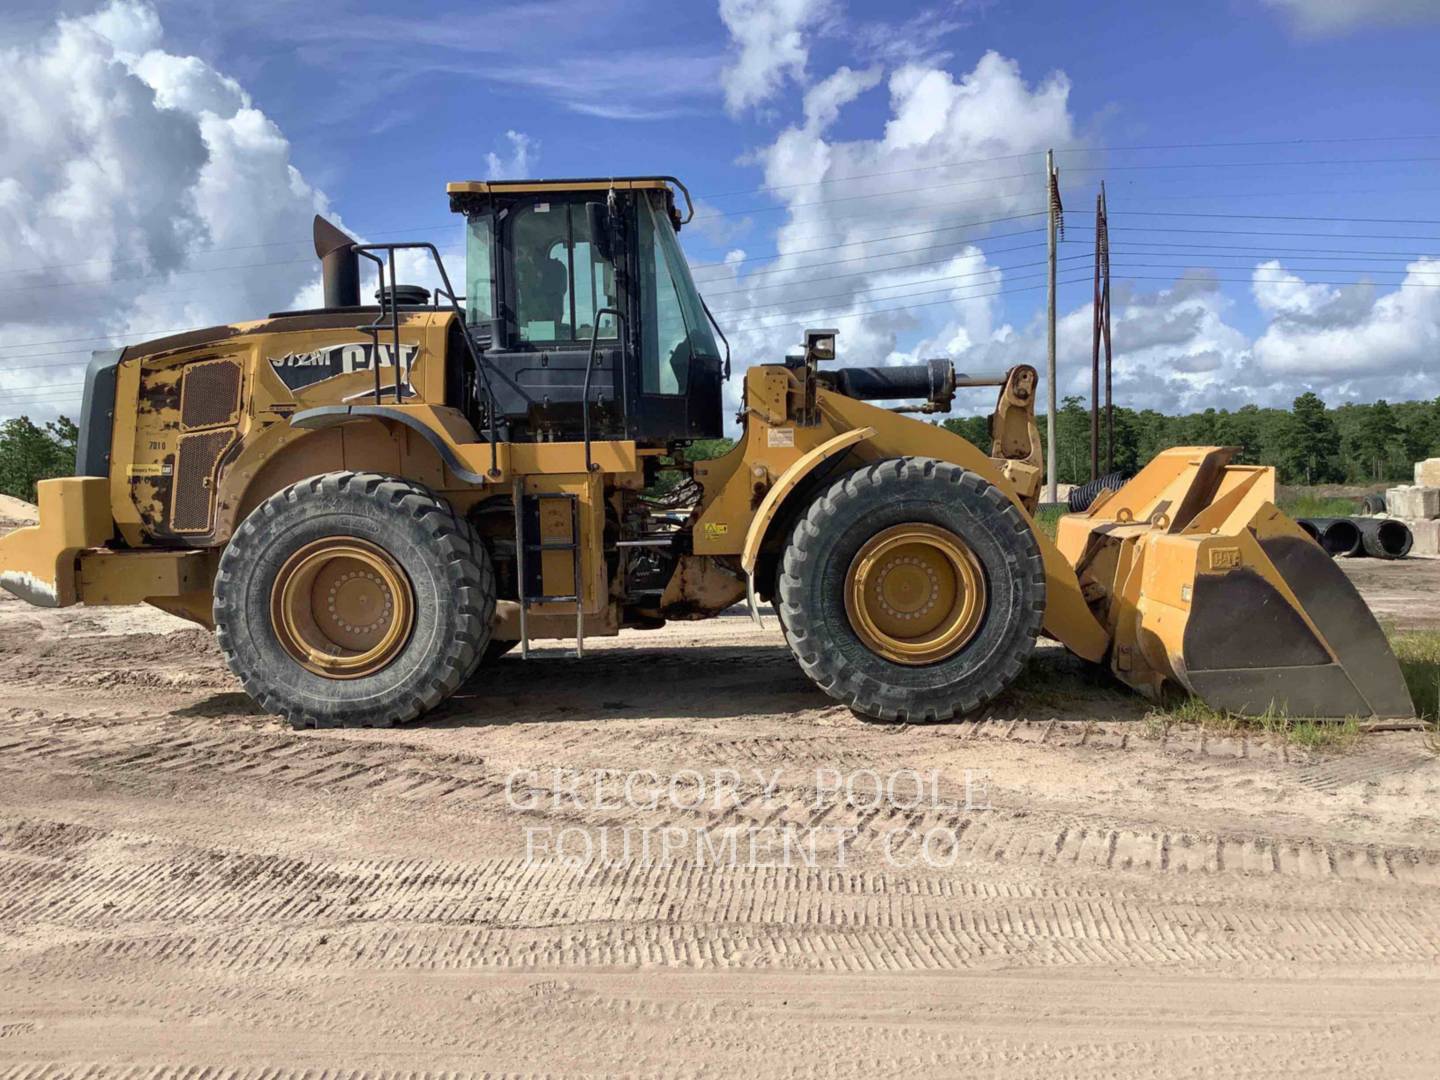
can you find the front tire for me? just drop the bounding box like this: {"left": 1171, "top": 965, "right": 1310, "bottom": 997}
{"left": 778, "top": 457, "right": 1045, "bottom": 723}
{"left": 215, "top": 472, "right": 495, "bottom": 728}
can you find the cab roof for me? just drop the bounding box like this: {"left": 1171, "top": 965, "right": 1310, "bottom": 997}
{"left": 445, "top": 176, "right": 676, "bottom": 195}
{"left": 446, "top": 175, "right": 693, "bottom": 229}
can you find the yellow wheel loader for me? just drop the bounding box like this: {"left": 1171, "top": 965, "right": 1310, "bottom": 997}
{"left": 0, "top": 176, "right": 1414, "bottom": 727}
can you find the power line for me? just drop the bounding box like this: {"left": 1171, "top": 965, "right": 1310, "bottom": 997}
{"left": 709, "top": 274, "right": 1096, "bottom": 328}
{"left": 688, "top": 212, "right": 1046, "bottom": 270}
{"left": 1110, "top": 272, "right": 1440, "bottom": 289}
{"left": 0, "top": 258, "right": 316, "bottom": 296}
{"left": 0, "top": 324, "right": 209, "bottom": 352}
{"left": 708, "top": 261, "right": 1076, "bottom": 316}
{"left": 1116, "top": 209, "right": 1440, "bottom": 226}
{"left": 697, "top": 242, "right": 1059, "bottom": 298}
{"left": 1110, "top": 260, "right": 1440, "bottom": 278}
{"left": 1105, "top": 240, "right": 1440, "bottom": 258}
{"left": 1074, "top": 224, "right": 1440, "bottom": 242}
{"left": 1067, "top": 155, "right": 1440, "bottom": 174}
{"left": 693, "top": 134, "right": 1440, "bottom": 201}
{"left": 8, "top": 135, "right": 1440, "bottom": 276}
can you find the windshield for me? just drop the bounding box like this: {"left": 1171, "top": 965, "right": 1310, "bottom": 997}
{"left": 639, "top": 192, "right": 720, "bottom": 394}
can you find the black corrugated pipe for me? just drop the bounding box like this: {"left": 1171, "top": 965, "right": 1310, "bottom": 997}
{"left": 1300, "top": 517, "right": 1362, "bottom": 557}
{"left": 1358, "top": 517, "right": 1413, "bottom": 559}
{"left": 1069, "top": 471, "right": 1128, "bottom": 512}
{"left": 1295, "top": 519, "right": 1322, "bottom": 544}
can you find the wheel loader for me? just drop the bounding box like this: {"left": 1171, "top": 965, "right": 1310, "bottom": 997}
{"left": 0, "top": 176, "right": 1414, "bottom": 727}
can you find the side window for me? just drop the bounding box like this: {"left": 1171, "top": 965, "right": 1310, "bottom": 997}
{"left": 639, "top": 197, "right": 691, "bottom": 395}
{"left": 509, "top": 202, "right": 617, "bottom": 345}
{"left": 464, "top": 214, "right": 495, "bottom": 324}
{"left": 571, "top": 209, "right": 619, "bottom": 341}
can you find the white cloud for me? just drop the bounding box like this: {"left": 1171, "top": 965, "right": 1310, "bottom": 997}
{"left": 485, "top": 130, "right": 537, "bottom": 180}
{"left": 701, "top": 48, "right": 1076, "bottom": 405}
{"left": 1262, "top": 0, "right": 1440, "bottom": 35}
{"left": 964, "top": 272, "right": 1266, "bottom": 415}
{"left": 719, "top": 0, "right": 833, "bottom": 114}
{"left": 801, "top": 65, "right": 883, "bottom": 132}
{"left": 1252, "top": 259, "right": 1440, "bottom": 387}
{"left": 0, "top": 1, "right": 334, "bottom": 420}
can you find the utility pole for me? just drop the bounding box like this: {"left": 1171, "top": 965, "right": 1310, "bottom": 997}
{"left": 1100, "top": 182, "right": 1113, "bottom": 473}
{"left": 1090, "top": 188, "right": 1102, "bottom": 484}
{"left": 1045, "top": 149, "right": 1060, "bottom": 503}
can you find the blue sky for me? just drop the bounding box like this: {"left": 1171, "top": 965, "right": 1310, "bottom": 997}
{"left": 3, "top": 0, "right": 1440, "bottom": 420}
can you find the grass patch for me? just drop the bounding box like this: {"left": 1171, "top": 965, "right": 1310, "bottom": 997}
{"left": 1143, "top": 698, "right": 1362, "bottom": 751}
{"left": 1390, "top": 631, "right": 1440, "bottom": 753}
{"left": 1277, "top": 493, "right": 1360, "bottom": 518}
{"left": 1032, "top": 504, "right": 1064, "bottom": 541}
{"left": 1391, "top": 630, "right": 1440, "bottom": 724}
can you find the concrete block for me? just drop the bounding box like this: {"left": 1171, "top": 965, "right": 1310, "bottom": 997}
{"left": 1386, "top": 485, "right": 1440, "bottom": 520}
{"left": 1407, "top": 518, "right": 1440, "bottom": 556}
{"left": 1415, "top": 458, "right": 1440, "bottom": 487}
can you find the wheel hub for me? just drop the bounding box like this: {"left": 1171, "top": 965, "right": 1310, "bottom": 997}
{"left": 844, "top": 523, "right": 986, "bottom": 665}
{"left": 270, "top": 538, "right": 415, "bottom": 678}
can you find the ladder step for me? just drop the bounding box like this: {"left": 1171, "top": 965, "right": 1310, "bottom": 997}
{"left": 513, "top": 485, "right": 585, "bottom": 661}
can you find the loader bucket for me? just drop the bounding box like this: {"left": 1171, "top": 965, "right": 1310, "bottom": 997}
{"left": 1056, "top": 448, "right": 1414, "bottom": 720}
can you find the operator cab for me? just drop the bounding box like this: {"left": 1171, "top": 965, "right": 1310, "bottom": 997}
{"left": 447, "top": 176, "right": 724, "bottom": 444}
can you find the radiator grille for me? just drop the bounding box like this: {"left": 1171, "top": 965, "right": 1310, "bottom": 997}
{"left": 170, "top": 428, "right": 235, "bottom": 533}
{"left": 179, "top": 359, "right": 241, "bottom": 430}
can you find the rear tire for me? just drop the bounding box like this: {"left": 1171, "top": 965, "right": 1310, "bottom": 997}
{"left": 778, "top": 457, "right": 1046, "bottom": 723}
{"left": 215, "top": 472, "right": 495, "bottom": 729}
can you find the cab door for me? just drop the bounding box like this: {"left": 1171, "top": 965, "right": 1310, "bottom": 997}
{"left": 484, "top": 198, "right": 624, "bottom": 437}
{"left": 631, "top": 192, "right": 724, "bottom": 441}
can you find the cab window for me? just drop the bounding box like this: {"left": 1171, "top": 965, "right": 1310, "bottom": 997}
{"left": 508, "top": 202, "right": 617, "bottom": 345}
{"left": 638, "top": 192, "right": 720, "bottom": 395}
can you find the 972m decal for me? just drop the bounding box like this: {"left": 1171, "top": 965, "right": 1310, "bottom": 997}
{"left": 268, "top": 341, "right": 419, "bottom": 393}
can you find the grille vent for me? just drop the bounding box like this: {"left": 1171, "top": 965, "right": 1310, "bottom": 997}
{"left": 170, "top": 428, "right": 235, "bottom": 533}
{"left": 179, "top": 359, "right": 241, "bottom": 430}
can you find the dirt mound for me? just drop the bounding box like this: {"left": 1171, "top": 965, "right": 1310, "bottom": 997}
{"left": 0, "top": 493, "right": 38, "bottom": 526}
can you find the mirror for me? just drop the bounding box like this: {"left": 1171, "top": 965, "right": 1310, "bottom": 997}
{"left": 585, "top": 202, "right": 613, "bottom": 261}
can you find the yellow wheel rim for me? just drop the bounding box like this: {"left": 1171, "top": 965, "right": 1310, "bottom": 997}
{"left": 270, "top": 538, "right": 415, "bottom": 679}
{"left": 844, "top": 523, "right": 987, "bottom": 666}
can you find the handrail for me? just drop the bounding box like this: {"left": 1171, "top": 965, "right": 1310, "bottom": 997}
{"left": 583, "top": 307, "right": 627, "bottom": 473}
{"left": 699, "top": 294, "right": 730, "bottom": 380}
{"left": 351, "top": 241, "right": 501, "bottom": 478}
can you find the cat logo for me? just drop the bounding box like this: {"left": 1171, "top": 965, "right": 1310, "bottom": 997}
{"left": 1208, "top": 546, "right": 1242, "bottom": 570}
{"left": 268, "top": 341, "right": 419, "bottom": 394}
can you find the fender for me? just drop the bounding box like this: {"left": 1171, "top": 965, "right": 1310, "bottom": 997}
{"left": 290, "top": 403, "right": 492, "bottom": 485}
{"left": 740, "top": 425, "right": 877, "bottom": 576}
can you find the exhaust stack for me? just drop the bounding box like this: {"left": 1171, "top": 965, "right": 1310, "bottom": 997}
{"left": 313, "top": 215, "right": 360, "bottom": 308}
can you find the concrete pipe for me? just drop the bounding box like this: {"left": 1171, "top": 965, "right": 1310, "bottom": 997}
{"left": 1299, "top": 517, "right": 1363, "bottom": 558}
{"left": 1358, "top": 517, "right": 1413, "bottom": 560}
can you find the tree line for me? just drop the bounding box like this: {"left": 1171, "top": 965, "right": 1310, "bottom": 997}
{"left": 943, "top": 393, "right": 1440, "bottom": 487}
{"left": 0, "top": 416, "right": 77, "bottom": 503}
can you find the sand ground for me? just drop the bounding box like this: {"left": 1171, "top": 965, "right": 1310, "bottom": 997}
{"left": 1, "top": 555, "right": 1439, "bottom": 1077}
